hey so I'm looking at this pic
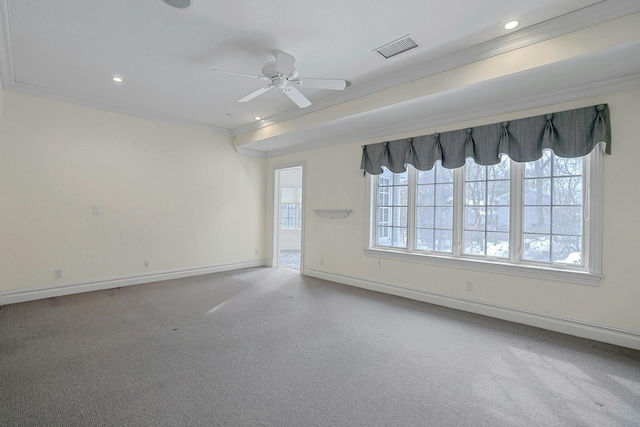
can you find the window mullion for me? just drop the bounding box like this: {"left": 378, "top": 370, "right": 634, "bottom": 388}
{"left": 510, "top": 159, "right": 523, "bottom": 263}
{"left": 407, "top": 166, "right": 417, "bottom": 252}
{"left": 453, "top": 166, "right": 464, "bottom": 257}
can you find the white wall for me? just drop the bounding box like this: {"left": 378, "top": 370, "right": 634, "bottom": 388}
{"left": 267, "top": 89, "right": 640, "bottom": 335}
{"left": 0, "top": 91, "right": 266, "bottom": 292}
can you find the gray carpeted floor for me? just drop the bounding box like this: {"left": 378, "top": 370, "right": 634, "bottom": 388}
{"left": 1, "top": 268, "right": 639, "bottom": 426}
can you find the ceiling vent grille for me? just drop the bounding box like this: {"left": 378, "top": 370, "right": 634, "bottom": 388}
{"left": 374, "top": 35, "right": 419, "bottom": 59}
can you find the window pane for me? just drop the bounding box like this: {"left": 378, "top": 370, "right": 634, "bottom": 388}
{"left": 392, "top": 227, "right": 407, "bottom": 248}
{"left": 524, "top": 178, "right": 551, "bottom": 205}
{"left": 553, "top": 177, "right": 582, "bottom": 205}
{"left": 416, "top": 207, "right": 434, "bottom": 228}
{"left": 436, "top": 163, "right": 454, "bottom": 183}
{"left": 378, "top": 169, "right": 393, "bottom": 185}
{"left": 465, "top": 231, "right": 486, "bottom": 255}
{"left": 488, "top": 158, "right": 510, "bottom": 180}
{"left": 466, "top": 162, "right": 485, "bottom": 181}
{"left": 487, "top": 206, "right": 509, "bottom": 232}
{"left": 522, "top": 151, "right": 583, "bottom": 264}
{"left": 552, "top": 206, "right": 582, "bottom": 235}
{"left": 377, "top": 207, "right": 390, "bottom": 226}
{"left": 377, "top": 227, "right": 391, "bottom": 246}
{"left": 464, "top": 158, "right": 510, "bottom": 257}
{"left": 487, "top": 180, "right": 510, "bottom": 205}
{"left": 418, "top": 169, "right": 434, "bottom": 184}
{"left": 415, "top": 162, "right": 453, "bottom": 254}
{"left": 552, "top": 235, "right": 582, "bottom": 264}
{"left": 435, "top": 207, "right": 453, "bottom": 229}
{"left": 393, "top": 186, "right": 408, "bottom": 206}
{"left": 435, "top": 183, "right": 454, "bottom": 206}
{"left": 524, "top": 234, "right": 550, "bottom": 262}
{"left": 465, "top": 182, "right": 486, "bottom": 205}
{"left": 416, "top": 228, "right": 434, "bottom": 251}
{"left": 434, "top": 230, "right": 453, "bottom": 253}
{"left": 465, "top": 207, "right": 485, "bottom": 230}
{"left": 393, "top": 207, "right": 407, "bottom": 227}
{"left": 394, "top": 171, "right": 408, "bottom": 185}
{"left": 378, "top": 188, "right": 390, "bottom": 206}
{"left": 554, "top": 157, "right": 582, "bottom": 177}
{"left": 524, "top": 206, "right": 551, "bottom": 234}
{"left": 417, "top": 185, "right": 434, "bottom": 206}
{"left": 525, "top": 151, "right": 552, "bottom": 178}
{"left": 487, "top": 232, "right": 509, "bottom": 258}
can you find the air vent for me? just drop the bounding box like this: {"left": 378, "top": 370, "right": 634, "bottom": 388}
{"left": 374, "top": 35, "right": 419, "bottom": 59}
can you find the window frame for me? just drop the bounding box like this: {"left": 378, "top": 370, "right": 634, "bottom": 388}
{"left": 365, "top": 149, "right": 603, "bottom": 286}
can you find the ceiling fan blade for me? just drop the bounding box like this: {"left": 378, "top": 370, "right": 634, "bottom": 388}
{"left": 211, "top": 69, "right": 269, "bottom": 81}
{"left": 290, "top": 78, "right": 347, "bottom": 90}
{"left": 274, "top": 51, "right": 295, "bottom": 76}
{"left": 238, "top": 85, "right": 273, "bottom": 103}
{"left": 283, "top": 86, "right": 311, "bottom": 108}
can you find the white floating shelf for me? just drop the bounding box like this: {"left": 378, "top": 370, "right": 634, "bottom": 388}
{"left": 312, "top": 209, "right": 353, "bottom": 219}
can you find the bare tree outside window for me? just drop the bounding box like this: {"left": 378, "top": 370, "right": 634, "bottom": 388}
{"left": 416, "top": 161, "right": 453, "bottom": 252}
{"left": 464, "top": 156, "right": 510, "bottom": 258}
{"left": 523, "top": 150, "right": 583, "bottom": 264}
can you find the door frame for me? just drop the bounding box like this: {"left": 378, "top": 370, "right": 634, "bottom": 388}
{"left": 273, "top": 162, "right": 306, "bottom": 274}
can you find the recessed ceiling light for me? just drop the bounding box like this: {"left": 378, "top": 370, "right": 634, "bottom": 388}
{"left": 504, "top": 21, "right": 519, "bottom": 30}
{"left": 111, "top": 76, "right": 123, "bottom": 83}
{"left": 254, "top": 116, "right": 262, "bottom": 121}
{"left": 163, "top": 0, "right": 191, "bottom": 9}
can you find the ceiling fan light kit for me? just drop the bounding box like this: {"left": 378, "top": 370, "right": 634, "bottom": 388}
{"left": 212, "top": 51, "right": 348, "bottom": 109}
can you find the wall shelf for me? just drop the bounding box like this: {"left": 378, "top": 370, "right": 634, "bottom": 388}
{"left": 312, "top": 209, "right": 353, "bottom": 219}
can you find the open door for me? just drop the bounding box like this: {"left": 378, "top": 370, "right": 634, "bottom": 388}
{"left": 274, "top": 165, "right": 304, "bottom": 272}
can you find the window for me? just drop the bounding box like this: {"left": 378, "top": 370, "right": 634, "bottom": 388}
{"left": 376, "top": 170, "right": 408, "bottom": 248}
{"left": 523, "top": 151, "right": 583, "bottom": 264}
{"left": 368, "top": 149, "right": 602, "bottom": 284}
{"left": 464, "top": 156, "right": 510, "bottom": 258}
{"left": 281, "top": 203, "right": 302, "bottom": 229}
{"left": 416, "top": 162, "right": 453, "bottom": 253}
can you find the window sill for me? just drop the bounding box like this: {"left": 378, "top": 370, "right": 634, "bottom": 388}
{"left": 364, "top": 248, "right": 602, "bottom": 286}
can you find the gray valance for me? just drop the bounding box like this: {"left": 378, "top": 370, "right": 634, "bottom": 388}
{"left": 360, "top": 104, "right": 610, "bottom": 175}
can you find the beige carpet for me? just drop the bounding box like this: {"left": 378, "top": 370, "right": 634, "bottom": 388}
{"left": 1, "top": 268, "right": 639, "bottom": 426}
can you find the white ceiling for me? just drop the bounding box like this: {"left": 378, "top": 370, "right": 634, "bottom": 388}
{"left": 1, "top": 0, "right": 640, "bottom": 154}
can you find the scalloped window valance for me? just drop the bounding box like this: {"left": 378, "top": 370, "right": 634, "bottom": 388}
{"left": 360, "top": 104, "right": 610, "bottom": 175}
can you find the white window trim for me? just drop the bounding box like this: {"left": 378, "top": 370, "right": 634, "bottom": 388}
{"left": 364, "top": 149, "right": 604, "bottom": 286}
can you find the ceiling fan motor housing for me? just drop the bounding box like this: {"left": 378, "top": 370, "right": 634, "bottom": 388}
{"left": 262, "top": 61, "right": 298, "bottom": 80}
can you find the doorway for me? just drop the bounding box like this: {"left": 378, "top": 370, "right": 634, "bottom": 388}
{"left": 274, "top": 165, "right": 304, "bottom": 272}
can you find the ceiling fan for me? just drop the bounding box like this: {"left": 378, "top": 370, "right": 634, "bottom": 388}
{"left": 212, "top": 51, "right": 348, "bottom": 108}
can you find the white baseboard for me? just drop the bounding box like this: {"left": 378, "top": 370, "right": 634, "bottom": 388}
{"left": 0, "top": 260, "right": 268, "bottom": 306}
{"left": 304, "top": 269, "right": 640, "bottom": 351}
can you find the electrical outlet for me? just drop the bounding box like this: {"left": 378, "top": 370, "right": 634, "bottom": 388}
{"left": 144, "top": 260, "right": 149, "bottom": 268}
{"left": 92, "top": 205, "right": 100, "bottom": 215}
{"left": 466, "top": 281, "right": 473, "bottom": 291}
{"left": 320, "top": 258, "right": 324, "bottom": 265}
{"left": 54, "top": 269, "right": 62, "bottom": 279}
{"left": 255, "top": 248, "right": 258, "bottom": 255}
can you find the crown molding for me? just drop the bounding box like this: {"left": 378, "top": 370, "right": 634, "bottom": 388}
{"left": 8, "top": 80, "right": 233, "bottom": 134}
{"left": 235, "top": 146, "right": 268, "bottom": 157}
{"left": 233, "top": 0, "right": 640, "bottom": 137}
